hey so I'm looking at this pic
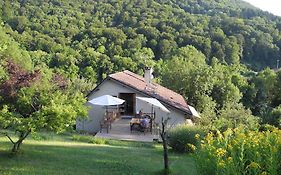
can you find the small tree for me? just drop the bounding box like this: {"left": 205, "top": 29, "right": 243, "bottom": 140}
{"left": 0, "top": 60, "right": 87, "bottom": 153}
{"left": 270, "top": 105, "right": 281, "bottom": 128}
{"left": 159, "top": 117, "right": 170, "bottom": 174}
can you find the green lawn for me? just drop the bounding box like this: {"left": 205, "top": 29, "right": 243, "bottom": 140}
{"left": 0, "top": 133, "right": 197, "bottom": 175}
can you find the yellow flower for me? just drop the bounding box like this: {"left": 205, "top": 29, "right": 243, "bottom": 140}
{"left": 261, "top": 172, "right": 267, "bottom": 175}
{"left": 195, "top": 134, "right": 200, "bottom": 139}
{"left": 187, "top": 143, "right": 196, "bottom": 151}
{"left": 216, "top": 148, "right": 227, "bottom": 157}
{"left": 227, "top": 144, "right": 233, "bottom": 150}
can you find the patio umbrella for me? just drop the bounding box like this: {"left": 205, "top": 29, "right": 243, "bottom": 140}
{"left": 88, "top": 95, "right": 125, "bottom": 115}
{"left": 88, "top": 95, "right": 125, "bottom": 133}
{"left": 136, "top": 97, "right": 170, "bottom": 113}
{"left": 88, "top": 95, "right": 125, "bottom": 106}
{"left": 136, "top": 97, "right": 169, "bottom": 134}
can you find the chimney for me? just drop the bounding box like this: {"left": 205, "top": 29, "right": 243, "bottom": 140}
{"left": 144, "top": 67, "right": 153, "bottom": 85}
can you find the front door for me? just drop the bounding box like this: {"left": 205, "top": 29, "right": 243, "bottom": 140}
{"left": 119, "top": 93, "right": 135, "bottom": 115}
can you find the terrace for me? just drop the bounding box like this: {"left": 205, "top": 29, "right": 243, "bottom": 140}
{"left": 95, "top": 117, "right": 160, "bottom": 142}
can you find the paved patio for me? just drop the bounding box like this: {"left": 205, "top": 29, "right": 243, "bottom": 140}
{"left": 95, "top": 118, "right": 160, "bottom": 142}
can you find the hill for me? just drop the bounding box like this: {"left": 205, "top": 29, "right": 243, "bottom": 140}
{"left": 0, "top": 0, "right": 281, "bottom": 83}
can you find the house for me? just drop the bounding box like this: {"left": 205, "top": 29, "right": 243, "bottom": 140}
{"left": 76, "top": 68, "right": 197, "bottom": 133}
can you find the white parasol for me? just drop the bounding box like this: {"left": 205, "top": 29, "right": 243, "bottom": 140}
{"left": 136, "top": 97, "right": 170, "bottom": 113}
{"left": 88, "top": 95, "right": 125, "bottom": 106}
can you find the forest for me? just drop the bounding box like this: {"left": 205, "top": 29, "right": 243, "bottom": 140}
{"left": 0, "top": 0, "right": 280, "bottom": 174}
{"left": 0, "top": 0, "right": 280, "bottom": 129}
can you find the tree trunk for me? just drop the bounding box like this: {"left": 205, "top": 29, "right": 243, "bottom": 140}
{"left": 9, "top": 131, "right": 30, "bottom": 153}
{"left": 163, "top": 138, "right": 169, "bottom": 173}
{"left": 160, "top": 117, "right": 170, "bottom": 175}
{"left": 12, "top": 140, "right": 23, "bottom": 153}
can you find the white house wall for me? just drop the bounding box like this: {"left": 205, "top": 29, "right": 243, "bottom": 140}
{"left": 76, "top": 79, "right": 188, "bottom": 133}
{"left": 77, "top": 80, "right": 136, "bottom": 133}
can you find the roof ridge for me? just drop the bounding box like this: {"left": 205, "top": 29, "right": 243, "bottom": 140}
{"left": 122, "top": 70, "right": 145, "bottom": 82}
{"left": 121, "top": 70, "right": 185, "bottom": 100}
{"left": 108, "top": 70, "right": 190, "bottom": 114}
{"left": 155, "top": 83, "right": 180, "bottom": 94}
{"left": 152, "top": 91, "right": 188, "bottom": 107}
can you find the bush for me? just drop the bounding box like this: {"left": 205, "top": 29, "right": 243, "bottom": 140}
{"left": 72, "top": 134, "right": 108, "bottom": 145}
{"left": 168, "top": 124, "right": 205, "bottom": 153}
{"left": 195, "top": 127, "right": 281, "bottom": 175}
{"left": 89, "top": 137, "right": 108, "bottom": 144}
{"left": 31, "top": 132, "right": 58, "bottom": 141}
{"left": 270, "top": 105, "right": 281, "bottom": 128}
{"left": 213, "top": 103, "right": 260, "bottom": 132}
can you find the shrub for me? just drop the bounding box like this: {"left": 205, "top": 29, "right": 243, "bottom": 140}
{"left": 270, "top": 105, "right": 281, "bottom": 128}
{"left": 213, "top": 103, "right": 260, "bottom": 132}
{"left": 195, "top": 127, "right": 281, "bottom": 175}
{"left": 32, "top": 133, "right": 49, "bottom": 141}
{"left": 31, "top": 132, "right": 57, "bottom": 141}
{"left": 106, "top": 140, "right": 154, "bottom": 148}
{"left": 72, "top": 134, "right": 108, "bottom": 145}
{"left": 89, "top": 137, "right": 108, "bottom": 144}
{"left": 168, "top": 124, "right": 205, "bottom": 153}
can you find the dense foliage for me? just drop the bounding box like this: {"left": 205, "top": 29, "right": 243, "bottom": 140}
{"left": 168, "top": 124, "right": 205, "bottom": 153}
{"left": 161, "top": 47, "right": 280, "bottom": 128}
{"left": 0, "top": 0, "right": 280, "bottom": 129}
{"left": 0, "top": 60, "right": 87, "bottom": 152}
{"left": 0, "top": 0, "right": 281, "bottom": 80}
{"left": 0, "top": 0, "right": 280, "bottom": 153}
{"left": 195, "top": 127, "right": 281, "bottom": 175}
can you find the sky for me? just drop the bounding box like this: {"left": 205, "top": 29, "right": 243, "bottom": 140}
{"left": 243, "top": 0, "right": 281, "bottom": 16}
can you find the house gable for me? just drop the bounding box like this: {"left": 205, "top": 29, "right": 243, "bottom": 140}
{"left": 88, "top": 70, "right": 192, "bottom": 116}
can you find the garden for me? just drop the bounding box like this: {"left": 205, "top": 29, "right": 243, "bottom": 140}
{"left": 167, "top": 124, "right": 281, "bottom": 175}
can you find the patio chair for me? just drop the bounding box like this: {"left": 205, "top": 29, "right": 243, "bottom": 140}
{"left": 106, "top": 112, "right": 117, "bottom": 129}
{"left": 100, "top": 119, "right": 110, "bottom": 133}
{"left": 100, "top": 112, "right": 114, "bottom": 133}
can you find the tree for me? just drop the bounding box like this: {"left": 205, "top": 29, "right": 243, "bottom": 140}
{"left": 161, "top": 45, "right": 207, "bottom": 96}
{"left": 213, "top": 102, "right": 259, "bottom": 131}
{"left": 270, "top": 105, "right": 281, "bottom": 128}
{"left": 0, "top": 60, "right": 87, "bottom": 153}
{"left": 159, "top": 117, "right": 170, "bottom": 175}
{"left": 251, "top": 68, "right": 277, "bottom": 116}
{"left": 272, "top": 70, "right": 281, "bottom": 107}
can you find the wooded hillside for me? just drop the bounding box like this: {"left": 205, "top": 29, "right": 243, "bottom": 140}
{"left": 1, "top": 0, "right": 281, "bottom": 81}
{"left": 0, "top": 0, "right": 281, "bottom": 128}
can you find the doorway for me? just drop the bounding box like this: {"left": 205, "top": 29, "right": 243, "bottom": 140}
{"left": 119, "top": 93, "right": 136, "bottom": 115}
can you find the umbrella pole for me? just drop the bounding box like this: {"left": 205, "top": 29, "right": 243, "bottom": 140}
{"left": 151, "top": 105, "right": 154, "bottom": 133}
{"left": 105, "top": 106, "right": 108, "bottom": 118}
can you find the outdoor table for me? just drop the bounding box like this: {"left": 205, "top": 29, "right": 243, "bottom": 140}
{"left": 130, "top": 118, "right": 141, "bottom": 131}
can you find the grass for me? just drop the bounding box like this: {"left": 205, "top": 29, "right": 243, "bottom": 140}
{"left": 0, "top": 132, "right": 197, "bottom": 175}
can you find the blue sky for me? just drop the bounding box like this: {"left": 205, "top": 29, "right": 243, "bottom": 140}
{"left": 243, "top": 0, "right": 281, "bottom": 16}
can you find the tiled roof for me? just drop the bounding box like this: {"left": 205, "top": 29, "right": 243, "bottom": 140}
{"left": 109, "top": 70, "right": 191, "bottom": 114}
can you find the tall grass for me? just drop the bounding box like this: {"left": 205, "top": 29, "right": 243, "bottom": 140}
{"left": 71, "top": 134, "right": 109, "bottom": 144}
{"left": 195, "top": 127, "right": 281, "bottom": 175}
